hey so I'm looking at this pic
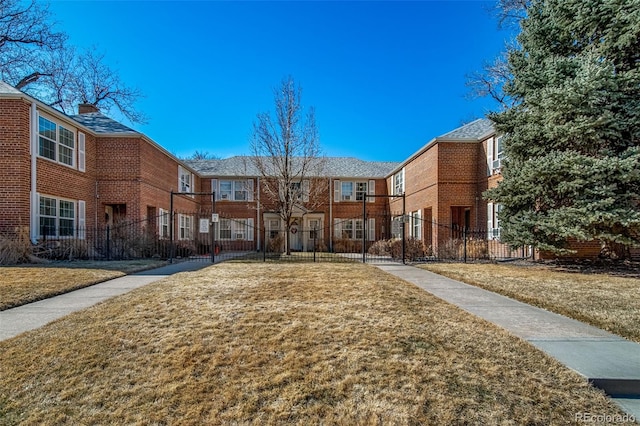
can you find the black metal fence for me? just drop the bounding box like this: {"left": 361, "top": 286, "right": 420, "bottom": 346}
{"left": 0, "top": 213, "right": 532, "bottom": 265}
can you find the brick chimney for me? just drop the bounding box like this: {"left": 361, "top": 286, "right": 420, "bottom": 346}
{"left": 78, "top": 103, "right": 99, "bottom": 114}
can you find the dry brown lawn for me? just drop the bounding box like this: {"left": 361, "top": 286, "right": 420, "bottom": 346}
{"left": 0, "top": 260, "right": 166, "bottom": 310}
{"left": 419, "top": 262, "right": 640, "bottom": 343}
{"left": 0, "top": 262, "right": 626, "bottom": 425}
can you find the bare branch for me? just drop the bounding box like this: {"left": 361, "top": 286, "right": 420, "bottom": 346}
{"left": 250, "top": 76, "right": 326, "bottom": 255}
{"left": 0, "top": 1, "right": 146, "bottom": 124}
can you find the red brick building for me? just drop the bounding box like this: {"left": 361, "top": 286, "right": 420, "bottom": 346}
{"left": 0, "top": 81, "right": 397, "bottom": 253}
{"left": 5, "top": 80, "right": 626, "bottom": 259}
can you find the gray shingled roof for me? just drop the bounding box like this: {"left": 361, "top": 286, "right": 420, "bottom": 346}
{"left": 71, "top": 112, "right": 139, "bottom": 134}
{"left": 437, "top": 118, "right": 494, "bottom": 140}
{"left": 185, "top": 156, "right": 399, "bottom": 178}
{"left": 0, "top": 81, "right": 22, "bottom": 95}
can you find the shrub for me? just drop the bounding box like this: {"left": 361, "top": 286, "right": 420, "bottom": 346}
{"left": 267, "top": 234, "right": 284, "bottom": 253}
{"left": 37, "top": 239, "right": 92, "bottom": 261}
{"left": 333, "top": 238, "right": 361, "bottom": 253}
{"left": 0, "top": 226, "right": 33, "bottom": 265}
{"left": 436, "top": 238, "right": 490, "bottom": 260}
{"left": 390, "top": 238, "right": 426, "bottom": 261}
{"left": 437, "top": 239, "right": 462, "bottom": 260}
{"left": 368, "top": 239, "right": 392, "bottom": 256}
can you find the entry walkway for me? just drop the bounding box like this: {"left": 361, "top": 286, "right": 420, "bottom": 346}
{"left": 0, "top": 261, "right": 212, "bottom": 341}
{"left": 374, "top": 263, "right": 640, "bottom": 419}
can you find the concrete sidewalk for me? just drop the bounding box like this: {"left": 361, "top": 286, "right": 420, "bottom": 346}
{"left": 374, "top": 263, "right": 640, "bottom": 419}
{"left": 0, "top": 260, "right": 213, "bottom": 342}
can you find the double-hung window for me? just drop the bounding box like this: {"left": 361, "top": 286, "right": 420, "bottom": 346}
{"left": 234, "top": 180, "right": 248, "bottom": 201}
{"left": 410, "top": 210, "right": 422, "bottom": 239}
{"left": 334, "top": 180, "right": 375, "bottom": 202}
{"left": 178, "top": 214, "right": 193, "bottom": 240}
{"left": 488, "top": 135, "right": 505, "bottom": 175}
{"left": 487, "top": 203, "right": 502, "bottom": 239}
{"left": 39, "top": 195, "right": 83, "bottom": 238}
{"left": 220, "top": 219, "right": 232, "bottom": 239}
{"left": 355, "top": 182, "right": 368, "bottom": 201}
{"left": 218, "top": 218, "right": 255, "bottom": 240}
{"left": 393, "top": 169, "right": 405, "bottom": 195}
{"left": 159, "top": 209, "right": 169, "bottom": 238}
{"left": 334, "top": 218, "right": 376, "bottom": 241}
{"left": 341, "top": 182, "right": 354, "bottom": 201}
{"left": 38, "top": 115, "right": 76, "bottom": 167}
{"left": 214, "top": 179, "right": 254, "bottom": 201}
{"left": 178, "top": 166, "right": 193, "bottom": 194}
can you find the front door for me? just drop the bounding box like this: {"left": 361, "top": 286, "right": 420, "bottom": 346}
{"left": 289, "top": 219, "right": 302, "bottom": 251}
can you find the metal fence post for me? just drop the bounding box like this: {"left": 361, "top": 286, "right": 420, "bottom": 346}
{"left": 463, "top": 227, "right": 468, "bottom": 263}
{"left": 313, "top": 227, "right": 317, "bottom": 263}
{"left": 106, "top": 225, "right": 111, "bottom": 261}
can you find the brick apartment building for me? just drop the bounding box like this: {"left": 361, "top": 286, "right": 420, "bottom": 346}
{"left": 9, "top": 79, "right": 604, "bottom": 258}
{"left": 0, "top": 81, "right": 402, "bottom": 253}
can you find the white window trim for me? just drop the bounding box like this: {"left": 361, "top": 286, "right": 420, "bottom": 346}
{"left": 217, "top": 218, "right": 255, "bottom": 241}
{"left": 37, "top": 113, "right": 77, "bottom": 169}
{"left": 410, "top": 210, "right": 421, "bottom": 239}
{"left": 178, "top": 214, "right": 193, "bottom": 240}
{"left": 487, "top": 202, "right": 501, "bottom": 240}
{"left": 333, "top": 218, "right": 376, "bottom": 241}
{"left": 333, "top": 180, "right": 375, "bottom": 203}
{"left": 178, "top": 165, "right": 194, "bottom": 196}
{"left": 159, "top": 208, "right": 170, "bottom": 238}
{"left": 488, "top": 135, "right": 504, "bottom": 175}
{"left": 393, "top": 169, "right": 405, "bottom": 195}
{"left": 212, "top": 179, "right": 255, "bottom": 202}
{"left": 37, "top": 194, "right": 84, "bottom": 239}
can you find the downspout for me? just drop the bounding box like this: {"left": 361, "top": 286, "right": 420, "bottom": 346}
{"left": 329, "top": 178, "right": 333, "bottom": 251}
{"left": 29, "top": 102, "right": 38, "bottom": 243}
{"left": 257, "top": 176, "right": 261, "bottom": 251}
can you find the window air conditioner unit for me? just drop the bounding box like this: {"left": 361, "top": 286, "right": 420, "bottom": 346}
{"left": 492, "top": 159, "right": 502, "bottom": 173}
{"left": 221, "top": 194, "right": 229, "bottom": 199}
{"left": 342, "top": 195, "right": 353, "bottom": 201}
{"left": 235, "top": 233, "right": 244, "bottom": 240}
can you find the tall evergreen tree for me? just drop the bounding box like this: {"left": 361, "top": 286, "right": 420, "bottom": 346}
{"left": 485, "top": 0, "right": 640, "bottom": 254}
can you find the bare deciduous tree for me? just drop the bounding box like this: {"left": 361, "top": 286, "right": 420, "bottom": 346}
{"left": 467, "top": 0, "right": 529, "bottom": 107}
{"left": 0, "top": 0, "right": 146, "bottom": 123}
{"left": 465, "top": 53, "right": 515, "bottom": 108}
{"left": 250, "top": 76, "right": 326, "bottom": 255}
{"left": 0, "top": 0, "right": 65, "bottom": 87}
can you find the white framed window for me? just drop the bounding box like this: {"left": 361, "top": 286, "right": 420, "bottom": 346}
{"left": 309, "top": 219, "right": 320, "bottom": 240}
{"left": 487, "top": 202, "right": 502, "bottom": 239}
{"left": 393, "top": 169, "right": 405, "bottom": 195}
{"left": 269, "top": 219, "right": 281, "bottom": 239}
{"left": 410, "top": 210, "right": 422, "bottom": 239}
{"left": 488, "top": 135, "right": 504, "bottom": 175}
{"left": 334, "top": 180, "right": 375, "bottom": 202}
{"left": 38, "top": 195, "right": 84, "bottom": 238}
{"left": 38, "top": 115, "right": 76, "bottom": 168}
{"left": 218, "top": 218, "right": 254, "bottom": 241}
{"left": 178, "top": 214, "right": 193, "bottom": 240}
{"left": 341, "top": 181, "right": 354, "bottom": 201}
{"left": 213, "top": 179, "right": 254, "bottom": 201}
{"left": 220, "top": 219, "right": 232, "bottom": 239}
{"left": 178, "top": 166, "right": 193, "bottom": 194}
{"left": 286, "top": 180, "right": 309, "bottom": 202}
{"left": 333, "top": 218, "right": 375, "bottom": 241}
{"left": 159, "top": 208, "right": 169, "bottom": 238}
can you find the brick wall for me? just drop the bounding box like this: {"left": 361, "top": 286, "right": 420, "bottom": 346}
{"left": 0, "top": 99, "right": 30, "bottom": 232}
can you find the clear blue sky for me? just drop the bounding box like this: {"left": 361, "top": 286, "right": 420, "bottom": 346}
{"left": 48, "top": 0, "right": 514, "bottom": 162}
